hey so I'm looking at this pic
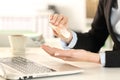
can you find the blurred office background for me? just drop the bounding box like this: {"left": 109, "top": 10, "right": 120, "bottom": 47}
{"left": 0, "top": 0, "right": 113, "bottom": 51}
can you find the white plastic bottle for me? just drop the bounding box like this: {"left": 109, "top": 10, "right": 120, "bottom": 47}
{"left": 50, "top": 24, "right": 70, "bottom": 38}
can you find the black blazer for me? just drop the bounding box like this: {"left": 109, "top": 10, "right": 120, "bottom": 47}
{"left": 73, "top": 0, "right": 120, "bottom": 67}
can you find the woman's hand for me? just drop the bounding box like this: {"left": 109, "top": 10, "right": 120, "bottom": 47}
{"left": 41, "top": 45, "right": 100, "bottom": 64}
{"left": 49, "top": 14, "right": 73, "bottom": 43}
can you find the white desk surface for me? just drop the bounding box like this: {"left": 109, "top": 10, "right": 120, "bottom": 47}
{"left": 0, "top": 47, "right": 120, "bottom": 80}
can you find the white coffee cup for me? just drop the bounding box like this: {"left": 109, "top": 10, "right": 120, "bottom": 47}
{"left": 8, "top": 35, "right": 26, "bottom": 55}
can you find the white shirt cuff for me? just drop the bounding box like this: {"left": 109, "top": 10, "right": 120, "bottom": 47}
{"left": 61, "top": 31, "right": 78, "bottom": 49}
{"left": 99, "top": 52, "right": 106, "bottom": 66}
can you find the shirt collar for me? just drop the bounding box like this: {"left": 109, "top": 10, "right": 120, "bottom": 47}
{"left": 118, "top": 0, "right": 120, "bottom": 8}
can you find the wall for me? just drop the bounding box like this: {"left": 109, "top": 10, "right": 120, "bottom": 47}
{"left": 0, "top": 0, "right": 87, "bottom": 47}
{"left": 0, "top": 0, "right": 86, "bottom": 32}
{"left": 48, "top": 0, "right": 86, "bottom": 32}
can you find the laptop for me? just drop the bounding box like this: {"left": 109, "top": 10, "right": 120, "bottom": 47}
{"left": 0, "top": 56, "right": 84, "bottom": 80}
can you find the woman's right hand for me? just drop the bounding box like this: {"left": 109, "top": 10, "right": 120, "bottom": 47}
{"left": 49, "top": 14, "right": 73, "bottom": 43}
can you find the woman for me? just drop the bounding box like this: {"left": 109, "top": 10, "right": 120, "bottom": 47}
{"left": 42, "top": 0, "right": 120, "bottom": 67}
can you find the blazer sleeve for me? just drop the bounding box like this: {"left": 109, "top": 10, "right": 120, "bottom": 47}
{"left": 73, "top": 0, "right": 109, "bottom": 53}
{"left": 105, "top": 50, "right": 120, "bottom": 67}
{"left": 73, "top": 0, "right": 120, "bottom": 67}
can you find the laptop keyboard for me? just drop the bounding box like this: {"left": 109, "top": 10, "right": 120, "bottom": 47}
{"left": 0, "top": 57, "right": 56, "bottom": 74}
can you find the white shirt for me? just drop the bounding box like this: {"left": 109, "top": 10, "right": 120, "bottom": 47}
{"left": 111, "top": 0, "right": 120, "bottom": 41}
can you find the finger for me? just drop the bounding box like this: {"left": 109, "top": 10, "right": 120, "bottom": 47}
{"left": 41, "top": 45, "right": 55, "bottom": 56}
{"left": 59, "top": 16, "right": 68, "bottom": 26}
{"left": 50, "top": 14, "right": 58, "bottom": 24}
{"left": 49, "top": 14, "right": 53, "bottom": 20}
{"left": 41, "top": 45, "right": 62, "bottom": 56}
{"left": 53, "top": 30, "right": 58, "bottom": 37}
{"left": 55, "top": 14, "right": 63, "bottom": 26}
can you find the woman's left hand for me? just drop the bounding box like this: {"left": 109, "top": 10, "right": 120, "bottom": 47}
{"left": 41, "top": 45, "right": 100, "bottom": 64}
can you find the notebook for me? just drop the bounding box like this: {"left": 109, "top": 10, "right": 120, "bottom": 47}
{"left": 0, "top": 56, "right": 83, "bottom": 80}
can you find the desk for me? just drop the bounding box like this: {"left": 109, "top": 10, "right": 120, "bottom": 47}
{"left": 0, "top": 47, "right": 120, "bottom": 80}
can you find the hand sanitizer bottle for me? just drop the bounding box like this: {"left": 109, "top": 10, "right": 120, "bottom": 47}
{"left": 50, "top": 24, "right": 70, "bottom": 38}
